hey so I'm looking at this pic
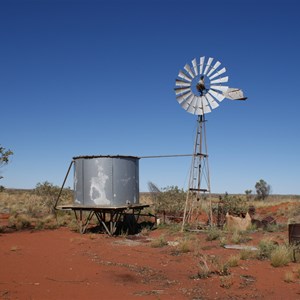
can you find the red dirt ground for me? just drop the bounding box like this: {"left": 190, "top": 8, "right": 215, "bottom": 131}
{"left": 1, "top": 222, "right": 300, "bottom": 300}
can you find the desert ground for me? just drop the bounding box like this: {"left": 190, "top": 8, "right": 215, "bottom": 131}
{"left": 1, "top": 192, "right": 300, "bottom": 299}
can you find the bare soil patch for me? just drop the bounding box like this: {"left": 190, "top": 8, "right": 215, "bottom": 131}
{"left": 1, "top": 217, "right": 300, "bottom": 300}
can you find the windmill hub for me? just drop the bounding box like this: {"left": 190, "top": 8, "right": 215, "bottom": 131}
{"left": 196, "top": 75, "right": 207, "bottom": 96}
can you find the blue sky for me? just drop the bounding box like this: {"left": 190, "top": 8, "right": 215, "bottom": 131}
{"left": 1, "top": 0, "right": 299, "bottom": 194}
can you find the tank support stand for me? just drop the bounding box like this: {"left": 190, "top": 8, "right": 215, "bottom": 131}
{"left": 58, "top": 204, "right": 149, "bottom": 235}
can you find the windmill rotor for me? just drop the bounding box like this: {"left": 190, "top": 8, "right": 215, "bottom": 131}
{"left": 175, "top": 56, "right": 229, "bottom": 115}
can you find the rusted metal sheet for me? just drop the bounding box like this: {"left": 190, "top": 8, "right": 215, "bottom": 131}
{"left": 289, "top": 224, "right": 300, "bottom": 245}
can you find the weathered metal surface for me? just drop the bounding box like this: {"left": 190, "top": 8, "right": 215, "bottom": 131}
{"left": 289, "top": 223, "right": 300, "bottom": 245}
{"left": 73, "top": 155, "right": 139, "bottom": 207}
{"left": 223, "top": 87, "right": 247, "bottom": 100}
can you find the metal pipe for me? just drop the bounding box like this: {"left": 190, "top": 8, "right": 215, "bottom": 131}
{"left": 54, "top": 160, "right": 74, "bottom": 209}
{"left": 139, "top": 154, "right": 193, "bottom": 159}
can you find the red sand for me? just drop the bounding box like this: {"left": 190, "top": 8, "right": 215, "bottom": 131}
{"left": 1, "top": 225, "right": 300, "bottom": 300}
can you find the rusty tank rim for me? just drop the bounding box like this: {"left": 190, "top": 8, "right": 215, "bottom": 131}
{"left": 73, "top": 155, "right": 140, "bottom": 160}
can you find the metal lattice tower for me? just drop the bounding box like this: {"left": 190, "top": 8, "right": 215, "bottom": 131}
{"left": 181, "top": 114, "right": 212, "bottom": 230}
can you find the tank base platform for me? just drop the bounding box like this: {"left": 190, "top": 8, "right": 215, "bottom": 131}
{"left": 56, "top": 204, "right": 150, "bottom": 235}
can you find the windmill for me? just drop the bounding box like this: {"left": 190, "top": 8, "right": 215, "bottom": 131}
{"left": 174, "top": 56, "right": 247, "bottom": 230}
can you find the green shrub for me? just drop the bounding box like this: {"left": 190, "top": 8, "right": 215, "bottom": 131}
{"left": 218, "top": 193, "right": 249, "bottom": 216}
{"left": 230, "top": 231, "right": 243, "bottom": 244}
{"left": 257, "top": 238, "right": 278, "bottom": 260}
{"left": 153, "top": 186, "right": 186, "bottom": 215}
{"left": 34, "top": 181, "right": 73, "bottom": 214}
{"left": 9, "top": 214, "right": 32, "bottom": 230}
{"left": 206, "top": 226, "right": 222, "bottom": 241}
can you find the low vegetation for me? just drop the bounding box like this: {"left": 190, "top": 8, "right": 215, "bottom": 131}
{"left": 270, "top": 244, "right": 292, "bottom": 267}
{"left": 1, "top": 186, "right": 300, "bottom": 277}
{"left": 149, "top": 185, "right": 186, "bottom": 216}
{"left": 150, "top": 235, "right": 168, "bottom": 248}
{"left": 0, "top": 183, "right": 73, "bottom": 231}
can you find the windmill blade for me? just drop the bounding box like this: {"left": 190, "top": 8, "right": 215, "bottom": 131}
{"left": 181, "top": 94, "right": 194, "bottom": 110}
{"left": 195, "top": 98, "right": 204, "bottom": 115}
{"left": 176, "top": 91, "right": 193, "bottom": 104}
{"left": 192, "top": 58, "right": 198, "bottom": 76}
{"left": 194, "top": 96, "right": 203, "bottom": 111}
{"left": 186, "top": 94, "right": 195, "bottom": 106}
{"left": 223, "top": 87, "right": 247, "bottom": 100}
{"left": 187, "top": 105, "right": 196, "bottom": 114}
{"left": 203, "top": 105, "right": 211, "bottom": 114}
{"left": 180, "top": 100, "right": 190, "bottom": 111}
{"left": 178, "top": 70, "right": 192, "bottom": 82}
{"left": 210, "top": 85, "right": 229, "bottom": 93}
{"left": 208, "top": 89, "right": 225, "bottom": 102}
{"left": 175, "top": 79, "right": 191, "bottom": 87}
{"left": 205, "top": 93, "right": 219, "bottom": 109}
{"left": 184, "top": 64, "right": 195, "bottom": 78}
{"left": 174, "top": 86, "right": 191, "bottom": 95}
{"left": 195, "top": 106, "right": 204, "bottom": 115}
{"left": 200, "top": 96, "right": 212, "bottom": 114}
{"left": 203, "top": 57, "right": 213, "bottom": 75}
{"left": 199, "top": 56, "right": 205, "bottom": 75}
{"left": 209, "top": 67, "right": 226, "bottom": 80}
{"left": 210, "top": 76, "right": 229, "bottom": 84}
{"left": 206, "top": 61, "right": 221, "bottom": 77}
{"left": 187, "top": 96, "right": 197, "bottom": 114}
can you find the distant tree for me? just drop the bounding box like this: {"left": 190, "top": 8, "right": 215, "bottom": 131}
{"left": 34, "top": 181, "right": 72, "bottom": 214}
{"left": 255, "top": 179, "right": 271, "bottom": 200}
{"left": 245, "top": 189, "right": 252, "bottom": 201}
{"left": 0, "top": 145, "right": 13, "bottom": 180}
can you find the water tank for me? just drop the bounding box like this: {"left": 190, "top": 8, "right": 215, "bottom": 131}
{"left": 73, "top": 155, "right": 139, "bottom": 206}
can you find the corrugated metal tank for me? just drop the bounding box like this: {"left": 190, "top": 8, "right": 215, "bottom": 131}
{"left": 73, "top": 155, "right": 139, "bottom": 206}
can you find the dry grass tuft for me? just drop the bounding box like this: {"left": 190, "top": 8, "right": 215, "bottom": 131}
{"left": 197, "top": 255, "right": 211, "bottom": 278}
{"left": 227, "top": 255, "right": 240, "bottom": 267}
{"left": 206, "top": 226, "right": 222, "bottom": 241}
{"left": 150, "top": 235, "right": 168, "bottom": 248}
{"left": 220, "top": 275, "right": 233, "bottom": 289}
{"left": 270, "top": 245, "right": 292, "bottom": 267}
{"left": 176, "top": 238, "right": 191, "bottom": 253}
{"left": 257, "top": 238, "right": 278, "bottom": 260}
{"left": 240, "top": 249, "right": 257, "bottom": 260}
